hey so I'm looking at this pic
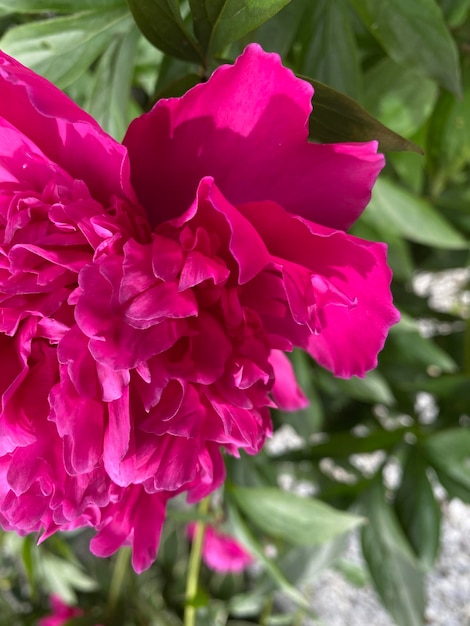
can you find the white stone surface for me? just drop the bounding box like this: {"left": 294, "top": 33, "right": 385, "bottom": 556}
{"left": 301, "top": 499, "right": 470, "bottom": 626}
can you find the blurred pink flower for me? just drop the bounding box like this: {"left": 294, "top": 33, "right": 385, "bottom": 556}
{"left": 0, "top": 45, "right": 399, "bottom": 571}
{"left": 188, "top": 523, "right": 254, "bottom": 573}
{"left": 38, "top": 595, "right": 82, "bottom": 626}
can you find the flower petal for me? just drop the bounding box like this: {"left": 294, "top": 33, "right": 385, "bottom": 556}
{"left": 239, "top": 200, "right": 400, "bottom": 377}
{"left": 269, "top": 350, "right": 308, "bottom": 410}
{"left": 124, "top": 44, "right": 383, "bottom": 230}
{"left": 0, "top": 51, "right": 138, "bottom": 207}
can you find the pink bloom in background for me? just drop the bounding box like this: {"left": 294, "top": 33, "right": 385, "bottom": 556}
{"left": 0, "top": 45, "right": 399, "bottom": 571}
{"left": 38, "top": 595, "right": 82, "bottom": 626}
{"left": 188, "top": 523, "right": 254, "bottom": 573}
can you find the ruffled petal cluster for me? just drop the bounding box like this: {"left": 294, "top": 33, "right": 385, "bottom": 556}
{"left": 0, "top": 44, "right": 399, "bottom": 571}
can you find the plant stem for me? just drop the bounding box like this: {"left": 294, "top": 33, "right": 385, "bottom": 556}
{"left": 184, "top": 498, "right": 210, "bottom": 626}
{"left": 107, "top": 547, "right": 131, "bottom": 622}
{"left": 465, "top": 317, "right": 470, "bottom": 375}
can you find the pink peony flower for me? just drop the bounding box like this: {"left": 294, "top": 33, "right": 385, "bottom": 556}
{"left": 39, "top": 595, "right": 82, "bottom": 626}
{"left": 188, "top": 522, "right": 254, "bottom": 573}
{"left": 0, "top": 44, "right": 399, "bottom": 571}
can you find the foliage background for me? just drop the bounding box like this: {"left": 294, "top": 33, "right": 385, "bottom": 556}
{"left": 0, "top": 0, "right": 469, "bottom": 624}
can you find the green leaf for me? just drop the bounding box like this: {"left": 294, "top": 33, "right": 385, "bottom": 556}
{"left": 389, "top": 323, "right": 457, "bottom": 373}
{"left": 280, "top": 351, "right": 324, "bottom": 439}
{"left": 127, "top": 0, "right": 202, "bottom": 62}
{"left": 155, "top": 71, "right": 201, "bottom": 100}
{"left": 334, "top": 370, "right": 395, "bottom": 405}
{"left": 39, "top": 554, "right": 98, "bottom": 604}
{"left": 306, "top": 78, "right": 423, "bottom": 153}
{"left": 349, "top": 0, "right": 461, "bottom": 95}
{"left": 132, "top": 33, "right": 164, "bottom": 94}
{"left": 425, "top": 429, "right": 470, "bottom": 503}
{"left": 275, "top": 427, "right": 410, "bottom": 463}
{"left": 394, "top": 447, "right": 441, "bottom": 570}
{"left": 0, "top": 7, "right": 132, "bottom": 89}
{"left": 363, "top": 177, "right": 468, "bottom": 249}
{"left": 229, "top": 622, "right": 267, "bottom": 626}
{"left": 189, "top": 0, "right": 293, "bottom": 57}
{"left": 363, "top": 58, "right": 438, "bottom": 137}
{"left": 277, "top": 535, "right": 348, "bottom": 586}
{"left": 166, "top": 507, "right": 214, "bottom": 523}
{"left": 0, "top": 0, "right": 123, "bottom": 12}
{"left": 229, "top": 486, "right": 363, "bottom": 545}
{"left": 427, "top": 58, "right": 470, "bottom": 196}
{"left": 388, "top": 126, "right": 427, "bottom": 194}
{"left": 251, "top": 0, "right": 309, "bottom": 57}
{"left": 351, "top": 218, "right": 414, "bottom": 281}
{"left": 300, "top": 0, "right": 361, "bottom": 98}
{"left": 335, "top": 558, "right": 370, "bottom": 587}
{"left": 232, "top": 536, "right": 348, "bottom": 619}
{"left": 21, "top": 536, "right": 36, "bottom": 596}
{"left": 361, "top": 480, "right": 426, "bottom": 626}
{"left": 440, "top": 0, "right": 470, "bottom": 27}
{"left": 86, "top": 25, "right": 139, "bottom": 140}
{"left": 226, "top": 499, "right": 314, "bottom": 614}
{"left": 379, "top": 231, "right": 415, "bottom": 281}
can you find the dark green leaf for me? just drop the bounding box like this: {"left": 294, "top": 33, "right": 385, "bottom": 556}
{"left": 165, "top": 508, "right": 214, "bottom": 523}
{"left": 127, "top": 0, "right": 202, "bottom": 62}
{"left": 189, "top": 0, "right": 293, "bottom": 57}
{"left": 226, "top": 449, "right": 278, "bottom": 488}
{"left": 419, "top": 374, "right": 470, "bottom": 400}
{"left": 349, "top": 0, "right": 461, "bottom": 95}
{"left": 153, "top": 51, "right": 197, "bottom": 100}
{"left": 440, "top": 0, "right": 470, "bottom": 27}
{"left": 154, "top": 72, "right": 201, "bottom": 100}
{"left": 230, "top": 486, "right": 363, "bottom": 545}
{"left": 300, "top": 0, "right": 361, "bottom": 98}
{"left": 276, "top": 427, "right": 410, "bottom": 462}
{"left": 280, "top": 351, "right": 324, "bottom": 438}
{"left": 0, "top": 0, "right": 123, "bottom": 12}
{"left": 251, "top": 0, "right": 309, "bottom": 57}
{"left": 427, "top": 58, "right": 470, "bottom": 196}
{"left": 425, "top": 429, "right": 470, "bottom": 502}
{"left": 0, "top": 7, "right": 132, "bottom": 88}
{"left": 363, "top": 178, "right": 468, "bottom": 249}
{"left": 306, "top": 78, "right": 423, "bottom": 153}
{"left": 361, "top": 480, "right": 426, "bottom": 626}
{"left": 394, "top": 446, "right": 441, "bottom": 569}
{"left": 389, "top": 321, "right": 458, "bottom": 373}
{"left": 21, "top": 536, "right": 35, "bottom": 595}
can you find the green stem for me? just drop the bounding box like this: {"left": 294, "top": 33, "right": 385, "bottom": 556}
{"left": 465, "top": 317, "right": 470, "bottom": 375}
{"left": 107, "top": 547, "right": 131, "bottom": 621}
{"left": 184, "top": 498, "right": 210, "bottom": 626}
